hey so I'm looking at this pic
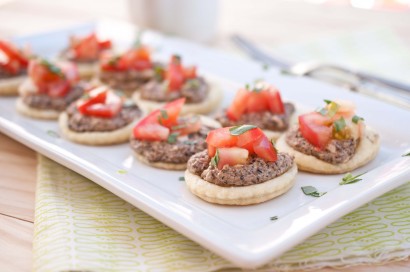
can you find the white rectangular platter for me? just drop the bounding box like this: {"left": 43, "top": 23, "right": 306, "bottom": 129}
{"left": 1, "top": 21, "right": 409, "bottom": 268}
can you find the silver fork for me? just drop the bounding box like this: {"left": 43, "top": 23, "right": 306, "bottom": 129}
{"left": 232, "top": 34, "right": 410, "bottom": 110}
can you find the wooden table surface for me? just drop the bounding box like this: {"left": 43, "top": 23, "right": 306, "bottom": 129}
{"left": 1, "top": 0, "right": 409, "bottom": 271}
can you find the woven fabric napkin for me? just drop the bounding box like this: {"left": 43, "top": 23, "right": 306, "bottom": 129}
{"left": 33, "top": 156, "right": 410, "bottom": 272}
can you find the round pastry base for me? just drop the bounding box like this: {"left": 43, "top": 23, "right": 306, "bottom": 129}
{"left": 134, "top": 152, "right": 188, "bottom": 170}
{"left": 132, "top": 115, "right": 221, "bottom": 170}
{"left": 133, "top": 83, "right": 222, "bottom": 115}
{"left": 76, "top": 62, "right": 98, "bottom": 80}
{"left": 16, "top": 98, "right": 60, "bottom": 120}
{"left": 59, "top": 112, "right": 138, "bottom": 145}
{"left": 275, "top": 126, "right": 380, "bottom": 174}
{"left": 0, "top": 75, "right": 27, "bottom": 96}
{"left": 185, "top": 163, "right": 298, "bottom": 206}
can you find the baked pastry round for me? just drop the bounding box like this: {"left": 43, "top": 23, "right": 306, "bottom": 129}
{"left": 276, "top": 126, "right": 380, "bottom": 174}
{"left": 0, "top": 75, "right": 27, "bottom": 96}
{"left": 16, "top": 97, "right": 60, "bottom": 119}
{"left": 59, "top": 112, "right": 140, "bottom": 145}
{"left": 185, "top": 162, "right": 297, "bottom": 205}
{"left": 131, "top": 115, "right": 221, "bottom": 170}
{"left": 133, "top": 83, "right": 222, "bottom": 115}
{"left": 76, "top": 62, "right": 98, "bottom": 79}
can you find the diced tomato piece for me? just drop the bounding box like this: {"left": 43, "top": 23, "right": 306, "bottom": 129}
{"left": 99, "top": 51, "right": 119, "bottom": 71}
{"left": 183, "top": 66, "right": 197, "bottom": 79}
{"left": 158, "top": 98, "right": 185, "bottom": 128}
{"left": 60, "top": 62, "right": 79, "bottom": 83}
{"left": 98, "top": 39, "right": 112, "bottom": 50}
{"left": 226, "top": 88, "right": 250, "bottom": 121}
{"left": 216, "top": 147, "right": 249, "bottom": 169}
{"left": 133, "top": 123, "right": 170, "bottom": 141}
{"left": 29, "top": 59, "right": 78, "bottom": 97}
{"left": 253, "top": 136, "right": 277, "bottom": 162}
{"left": 206, "top": 127, "right": 238, "bottom": 157}
{"left": 236, "top": 127, "right": 264, "bottom": 149}
{"left": 299, "top": 112, "right": 332, "bottom": 150}
{"left": 71, "top": 33, "right": 100, "bottom": 60}
{"left": 246, "top": 91, "right": 269, "bottom": 113}
{"left": 266, "top": 87, "right": 285, "bottom": 114}
{"left": 118, "top": 46, "right": 152, "bottom": 71}
{"left": 132, "top": 98, "right": 188, "bottom": 141}
{"left": 77, "top": 88, "right": 108, "bottom": 114}
{"left": 46, "top": 81, "right": 71, "bottom": 97}
{"left": 208, "top": 145, "right": 217, "bottom": 158}
{"left": 29, "top": 60, "right": 60, "bottom": 84}
{"left": 82, "top": 102, "right": 121, "bottom": 118}
{"left": 166, "top": 56, "right": 184, "bottom": 91}
{"left": 331, "top": 100, "right": 355, "bottom": 120}
{"left": 77, "top": 87, "right": 122, "bottom": 118}
{"left": 0, "top": 40, "right": 29, "bottom": 67}
{"left": 173, "top": 115, "right": 202, "bottom": 135}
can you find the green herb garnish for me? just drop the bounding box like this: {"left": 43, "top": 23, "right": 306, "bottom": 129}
{"left": 244, "top": 79, "right": 266, "bottom": 93}
{"left": 108, "top": 55, "right": 120, "bottom": 66}
{"left": 40, "top": 59, "right": 64, "bottom": 77}
{"left": 211, "top": 149, "right": 220, "bottom": 167}
{"left": 316, "top": 100, "right": 339, "bottom": 117}
{"left": 46, "top": 130, "right": 60, "bottom": 138}
{"left": 117, "top": 169, "right": 128, "bottom": 174}
{"left": 340, "top": 172, "right": 367, "bottom": 185}
{"left": 182, "top": 140, "right": 196, "bottom": 145}
{"left": 327, "top": 101, "right": 340, "bottom": 117}
{"left": 160, "top": 109, "right": 168, "bottom": 119}
{"left": 186, "top": 79, "right": 200, "bottom": 89}
{"left": 229, "top": 125, "right": 257, "bottom": 136}
{"left": 280, "top": 69, "right": 293, "bottom": 76}
{"left": 301, "top": 186, "right": 326, "bottom": 197}
{"left": 270, "top": 216, "right": 278, "bottom": 221}
{"left": 402, "top": 152, "right": 410, "bottom": 157}
{"left": 154, "top": 65, "right": 165, "bottom": 80}
{"left": 262, "top": 63, "right": 270, "bottom": 71}
{"left": 352, "top": 115, "right": 364, "bottom": 124}
{"left": 333, "top": 117, "right": 346, "bottom": 132}
{"left": 179, "top": 176, "right": 185, "bottom": 181}
{"left": 167, "top": 132, "right": 179, "bottom": 144}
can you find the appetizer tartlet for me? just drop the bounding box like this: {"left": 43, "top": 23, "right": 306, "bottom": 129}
{"left": 98, "top": 45, "right": 158, "bottom": 95}
{"left": 130, "top": 98, "right": 221, "bottom": 170}
{"left": 216, "top": 81, "right": 295, "bottom": 139}
{"left": 133, "top": 55, "right": 221, "bottom": 115}
{"left": 16, "top": 59, "right": 85, "bottom": 119}
{"left": 185, "top": 125, "right": 297, "bottom": 205}
{"left": 276, "top": 100, "right": 380, "bottom": 174}
{"left": 60, "top": 32, "right": 112, "bottom": 79}
{"left": 59, "top": 85, "right": 142, "bottom": 145}
{"left": 0, "top": 40, "right": 30, "bottom": 96}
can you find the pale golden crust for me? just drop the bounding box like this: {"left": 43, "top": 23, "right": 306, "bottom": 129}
{"left": 58, "top": 112, "right": 139, "bottom": 145}
{"left": 275, "top": 126, "right": 380, "bottom": 174}
{"left": 76, "top": 62, "right": 98, "bottom": 79}
{"left": 134, "top": 152, "right": 188, "bottom": 170}
{"left": 133, "top": 83, "right": 222, "bottom": 115}
{"left": 133, "top": 115, "right": 221, "bottom": 170}
{"left": 0, "top": 75, "right": 27, "bottom": 96}
{"left": 16, "top": 98, "right": 60, "bottom": 119}
{"left": 185, "top": 163, "right": 298, "bottom": 205}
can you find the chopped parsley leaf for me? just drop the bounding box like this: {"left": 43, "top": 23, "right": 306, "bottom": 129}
{"left": 340, "top": 172, "right": 367, "bottom": 185}
{"left": 301, "top": 186, "right": 326, "bottom": 197}
{"left": 333, "top": 117, "right": 346, "bottom": 132}
{"left": 211, "top": 149, "right": 220, "bottom": 167}
{"left": 229, "top": 125, "right": 257, "bottom": 136}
